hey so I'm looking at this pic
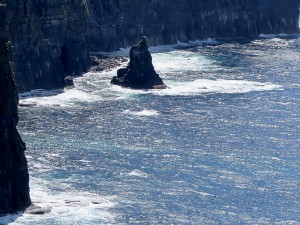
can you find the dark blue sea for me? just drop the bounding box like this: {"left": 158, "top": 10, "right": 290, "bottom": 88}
{"left": 2, "top": 36, "right": 300, "bottom": 224}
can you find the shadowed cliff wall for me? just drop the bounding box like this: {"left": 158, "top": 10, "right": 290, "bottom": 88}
{"left": 3, "top": 0, "right": 300, "bottom": 92}
{"left": 87, "top": 0, "right": 300, "bottom": 51}
{"left": 0, "top": 2, "right": 31, "bottom": 214}
{"left": 4, "top": 0, "right": 91, "bottom": 92}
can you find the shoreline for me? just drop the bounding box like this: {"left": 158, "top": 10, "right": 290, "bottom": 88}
{"left": 18, "top": 32, "right": 299, "bottom": 99}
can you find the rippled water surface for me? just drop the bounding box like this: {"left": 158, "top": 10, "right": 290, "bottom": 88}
{"left": 2, "top": 36, "right": 300, "bottom": 224}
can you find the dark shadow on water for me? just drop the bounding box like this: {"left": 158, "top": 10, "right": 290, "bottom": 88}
{"left": 0, "top": 211, "right": 25, "bottom": 225}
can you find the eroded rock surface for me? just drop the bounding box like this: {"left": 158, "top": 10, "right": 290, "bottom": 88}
{"left": 0, "top": 2, "right": 31, "bottom": 214}
{"left": 111, "top": 37, "right": 166, "bottom": 89}
{"left": 3, "top": 0, "right": 91, "bottom": 92}
{"left": 88, "top": 0, "right": 300, "bottom": 51}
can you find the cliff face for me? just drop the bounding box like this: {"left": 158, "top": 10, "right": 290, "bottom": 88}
{"left": 87, "top": 0, "right": 300, "bottom": 51}
{"left": 4, "top": 0, "right": 90, "bottom": 92}
{"left": 0, "top": 3, "right": 31, "bottom": 214}
{"left": 3, "top": 0, "right": 300, "bottom": 91}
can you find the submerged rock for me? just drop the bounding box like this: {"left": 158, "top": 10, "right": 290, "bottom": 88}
{"left": 25, "top": 205, "right": 51, "bottom": 215}
{"left": 64, "top": 76, "right": 74, "bottom": 87}
{"left": 0, "top": 4, "right": 31, "bottom": 214}
{"left": 111, "top": 37, "right": 167, "bottom": 89}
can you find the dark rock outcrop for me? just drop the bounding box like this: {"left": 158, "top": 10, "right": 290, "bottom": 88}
{"left": 4, "top": 0, "right": 91, "bottom": 92}
{"left": 25, "top": 205, "right": 51, "bottom": 215}
{"left": 89, "top": 55, "right": 127, "bottom": 72}
{"left": 0, "top": 2, "right": 31, "bottom": 214}
{"left": 111, "top": 37, "right": 166, "bottom": 89}
{"left": 87, "top": 0, "right": 300, "bottom": 51}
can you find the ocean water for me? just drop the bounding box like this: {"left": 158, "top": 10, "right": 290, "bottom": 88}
{"left": 2, "top": 36, "right": 300, "bottom": 224}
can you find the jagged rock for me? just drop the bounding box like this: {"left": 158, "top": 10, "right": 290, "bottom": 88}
{"left": 64, "top": 76, "right": 74, "bottom": 87}
{"left": 111, "top": 37, "right": 167, "bottom": 89}
{"left": 0, "top": 3, "right": 31, "bottom": 214}
{"left": 89, "top": 55, "right": 127, "bottom": 72}
{"left": 18, "top": 102, "right": 37, "bottom": 107}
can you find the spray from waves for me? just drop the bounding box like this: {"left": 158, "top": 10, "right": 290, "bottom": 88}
{"left": 0, "top": 177, "right": 118, "bottom": 225}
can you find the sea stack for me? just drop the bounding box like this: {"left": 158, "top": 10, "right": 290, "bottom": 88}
{"left": 111, "top": 37, "right": 167, "bottom": 89}
{"left": 0, "top": 3, "right": 31, "bottom": 214}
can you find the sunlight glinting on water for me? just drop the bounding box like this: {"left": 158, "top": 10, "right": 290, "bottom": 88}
{"left": 7, "top": 36, "right": 300, "bottom": 224}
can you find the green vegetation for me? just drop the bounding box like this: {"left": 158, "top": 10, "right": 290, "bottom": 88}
{"left": 82, "top": 0, "right": 90, "bottom": 16}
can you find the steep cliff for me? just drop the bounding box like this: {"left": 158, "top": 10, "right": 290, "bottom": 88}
{"left": 87, "top": 0, "right": 300, "bottom": 51}
{"left": 3, "top": 0, "right": 300, "bottom": 92}
{"left": 0, "top": 2, "right": 31, "bottom": 214}
{"left": 4, "top": 0, "right": 91, "bottom": 92}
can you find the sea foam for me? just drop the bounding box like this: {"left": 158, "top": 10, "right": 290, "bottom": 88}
{"left": 122, "top": 109, "right": 160, "bottom": 117}
{"left": 112, "top": 79, "right": 282, "bottom": 97}
{"left": 0, "top": 177, "right": 118, "bottom": 225}
{"left": 128, "top": 169, "right": 149, "bottom": 178}
{"left": 19, "top": 88, "right": 101, "bottom": 107}
{"left": 155, "top": 79, "right": 283, "bottom": 96}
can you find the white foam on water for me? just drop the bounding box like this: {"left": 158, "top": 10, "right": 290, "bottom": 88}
{"left": 259, "top": 33, "right": 291, "bottom": 39}
{"left": 122, "top": 109, "right": 160, "bottom": 117}
{"left": 19, "top": 77, "right": 283, "bottom": 108}
{"left": 110, "top": 79, "right": 282, "bottom": 97}
{"left": 19, "top": 88, "right": 101, "bottom": 107}
{"left": 152, "top": 51, "right": 218, "bottom": 75}
{"left": 155, "top": 79, "right": 282, "bottom": 96}
{"left": 93, "top": 38, "right": 219, "bottom": 57}
{"left": 128, "top": 169, "right": 148, "bottom": 178}
{"left": 0, "top": 177, "right": 118, "bottom": 225}
{"left": 19, "top": 38, "right": 283, "bottom": 107}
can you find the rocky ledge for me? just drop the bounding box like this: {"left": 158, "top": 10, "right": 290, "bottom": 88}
{"left": 111, "top": 37, "right": 167, "bottom": 89}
